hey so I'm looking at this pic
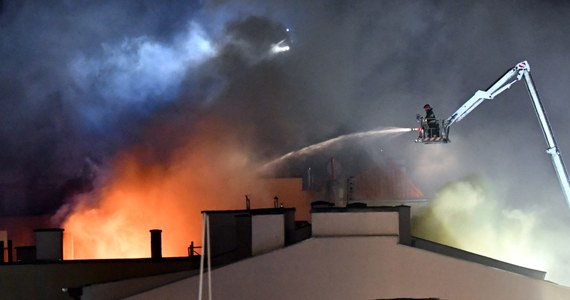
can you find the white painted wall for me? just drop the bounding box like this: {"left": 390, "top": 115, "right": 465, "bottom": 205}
{"left": 251, "top": 214, "right": 284, "bottom": 256}
{"left": 312, "top": 211, "right": 399, "bottom": 236}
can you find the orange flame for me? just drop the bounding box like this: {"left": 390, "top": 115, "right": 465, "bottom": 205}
{"left": 62, "top": 117, "right": 268, "bottom": 259}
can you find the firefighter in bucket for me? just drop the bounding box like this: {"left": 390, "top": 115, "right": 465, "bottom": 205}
{"left": 422, "top": 103, "right": 440, "bottom": 138}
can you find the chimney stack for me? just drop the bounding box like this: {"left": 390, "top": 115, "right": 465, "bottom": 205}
{"left": 150, "top": 229, "right": 162, "bottom": 259}
{"left": 7, "top": 240, "right": 12, "bottom": 262}
{"left": 34, "top": 228, "right": 64, "bottom": 261}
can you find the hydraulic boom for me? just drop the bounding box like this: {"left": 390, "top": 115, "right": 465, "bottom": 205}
{"left": 414, "top": 61, "right": 570, "bottom": 208}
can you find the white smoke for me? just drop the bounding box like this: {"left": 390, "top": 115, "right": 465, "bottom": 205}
{"left": 69, "top": 22, "right": 216, "bottom": 104}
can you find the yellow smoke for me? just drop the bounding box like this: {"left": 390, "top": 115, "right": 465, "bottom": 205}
{"left": 412, "top": 175, "right": 570, "bottom": 286}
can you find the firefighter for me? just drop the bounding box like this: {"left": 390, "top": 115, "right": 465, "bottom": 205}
{"left": 423, "top": 104, "right": 439, "bottom": 137}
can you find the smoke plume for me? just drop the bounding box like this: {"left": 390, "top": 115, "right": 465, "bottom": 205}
{"left": 59, "top": 116, "right": 275, "bottom": 258}
{"left": 413, "top": 176, "right": 570, "bottom": 286}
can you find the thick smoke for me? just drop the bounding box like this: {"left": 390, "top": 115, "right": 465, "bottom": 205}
{"left": 0, "top": 1, "right": 211, "bottom": 194}
{"left": 413, "top": 176, "right": 570, "bottom": 285}
{"left": 58, "top": 116, "right": 272, "bottom": 258}
{"left": 70, "top": 22, "right": 215, "bottom": 105}
{"left": 2, "top": 0, "right": 570, "bottom": 285}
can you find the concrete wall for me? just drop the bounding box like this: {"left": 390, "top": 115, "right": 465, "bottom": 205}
{"left": 311, "top": 206, "right": 411, "bottom": 245}
{"left": 251, "top": 214, "right": 284, "bottom": 256}
{"left": 126, "top": 209, "right": 570, "bottom": 300}
{"left": 0, "top": 258, "right": 200, "bottom": 300}
{"left": 205, "top": 208, "right": 295, "bottom": 265}
{"left": 81, "top": 270, "right": 198, "bottom": 300}
{"left": 126, "top": 236, "right": 570, "bottom": 300}
{"left": 35, "top": 228, "right": 64, "bottom": 261}
{"left": 312, "top": 211, "right": 399, "bottom": 237}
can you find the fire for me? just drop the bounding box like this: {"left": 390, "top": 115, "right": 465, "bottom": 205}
{"left": 61, "top": 117, "right": 267, "bottom": 259}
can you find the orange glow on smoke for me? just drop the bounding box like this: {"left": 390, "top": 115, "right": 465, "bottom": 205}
{"left": 62, "top": 118, "right": 268, "bottom": 259}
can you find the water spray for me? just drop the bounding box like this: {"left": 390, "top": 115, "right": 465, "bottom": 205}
{"left": 260, "top": 127, "right": 414, "bottom": 171}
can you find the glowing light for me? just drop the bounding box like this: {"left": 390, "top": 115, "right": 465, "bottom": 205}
{"left": 270, "top": 39, "right": 290, "bottom": 54}
{"left": 60, "top": 118, "right": 269, "bottom": 259}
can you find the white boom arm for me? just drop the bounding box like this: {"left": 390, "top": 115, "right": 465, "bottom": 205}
{"left": 444, "top": 61, "right": 570, "bottom": 208}
{"left": 445, "top": 61, "right": 528, "bottom": 126}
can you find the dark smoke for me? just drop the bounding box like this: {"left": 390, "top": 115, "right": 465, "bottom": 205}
{"left": 0, "top": 1, "right": 202, "bottom": 214}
